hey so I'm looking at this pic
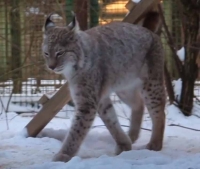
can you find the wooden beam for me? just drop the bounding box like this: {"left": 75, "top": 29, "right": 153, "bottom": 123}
{"left": 125, "top": 0, "right": 136, "bottom": 11}
{"left": 25, "top": 82, "right": 71, "bottom": 137}
{"left": 123, "top": 0, "right": 159, "bottom": 24}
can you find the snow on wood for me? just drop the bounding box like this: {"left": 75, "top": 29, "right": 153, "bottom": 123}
{"left": 176, "top": 47, "right": 185, "bottom": 62}
{"left": 132, "top": 0, "right": 141, "bottom": 3}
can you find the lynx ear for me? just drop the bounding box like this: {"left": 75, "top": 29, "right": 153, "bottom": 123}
{"left": 68, "top": 11, "right": 80, "bottom": 32}
{"left": 45, "top": 13, "right": 55, "bottom": 31}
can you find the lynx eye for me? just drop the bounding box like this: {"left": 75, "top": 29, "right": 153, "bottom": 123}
{"left": 56, "top": 51, "right": 65, "bottom": 58}
{"left": 44, "top": 52, "right": 49, "bottom": 57}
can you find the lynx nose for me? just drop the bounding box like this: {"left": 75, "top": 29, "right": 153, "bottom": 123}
{"left": 49, "top": 65, "right": 56, "bottom": 70}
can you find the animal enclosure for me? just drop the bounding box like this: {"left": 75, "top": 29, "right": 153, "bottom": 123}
{"left": 0, "top": 0, "right": 200, "bottom": 113}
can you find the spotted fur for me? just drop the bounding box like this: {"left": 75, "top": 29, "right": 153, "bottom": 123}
{"left": 42, "top": 13, "right": 166, "bottom": 162}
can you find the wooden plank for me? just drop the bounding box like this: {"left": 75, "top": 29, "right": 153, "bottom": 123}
{"left": 25, "top": 82, "right": 71, "bottom": 137}
{"left": 123, "top": 0, "right": 159, "bottom": 24}
{"left": 38, "top": 94, "right": 49, "bottom": 105}
{"left": 125, "top": 0, "right": 136, "bottom": 11}
{"left": 38, "top": 91, "right": 57, "bottom": 105}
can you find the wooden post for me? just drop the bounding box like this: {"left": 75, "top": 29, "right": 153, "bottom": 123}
{"left": 25, "top": 82, "right": 71, "bottom": 137}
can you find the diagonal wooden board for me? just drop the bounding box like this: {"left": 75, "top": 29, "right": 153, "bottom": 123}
{"left": 123, "top": 0, "right": 160, "bottom": 24}
{"left": 25, "top": 0, "right": 160, "bottom": 137}
{"left": 25, "top": 82, "right": 71, "bottom": 137}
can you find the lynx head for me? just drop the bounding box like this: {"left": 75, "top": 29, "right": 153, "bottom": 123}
{"left": 42, "top": 12, "right": 82, "bottom": 76}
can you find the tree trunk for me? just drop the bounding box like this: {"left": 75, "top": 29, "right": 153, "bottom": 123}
{"left": 10, "top": 0, "right": 22, "bottom": 93}
{"left": 179, "top": 1, "right": 199, "bottom": 116}
{"left": 74, "top": 0, "right": 88, "bottom": 30}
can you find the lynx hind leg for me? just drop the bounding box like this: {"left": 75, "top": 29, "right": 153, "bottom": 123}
{"left": 143, "top": 80, "right": 166, "bottom": 151}
{"left": 98, "top": 97, "right": 132, "bottom": 155}
{"left": 117, "top": 89, "right": 144, "bottom": 143}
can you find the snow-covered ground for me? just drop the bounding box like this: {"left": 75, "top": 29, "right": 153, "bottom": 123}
{"left": 1, "top": 101, "right": 200, "bottom": 169}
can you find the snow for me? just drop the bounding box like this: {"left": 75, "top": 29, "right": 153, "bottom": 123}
{"left": 1, "top": 79, "right": 200, "bottom": 168}
{"left": 132, "top": 0, "right": 141, "bottom": 3}
{"left": 19, "top": 128, "right": 29, "bottom": 138}
{"left": 176, "top": 47, "right": 185, "bottom": 62}
{"left": 172, "top": 78, "right": 182, "bottom": 101}
{"left": 1, "top": 101, "right": 200, "bottom": 169}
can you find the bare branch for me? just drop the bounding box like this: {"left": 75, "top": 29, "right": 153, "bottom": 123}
{"left": 91, "top": 124, "right": 152, "bottom": 131}
{"left": 168, "top": 123, "right": 200, "bottom": 131}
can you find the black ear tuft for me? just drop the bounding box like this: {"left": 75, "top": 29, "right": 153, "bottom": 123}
{"left": 45, "top": 13, "right": 55, "bottom": 31}
{"left": 71, "top": 11, "right": 76, "bottom": 27}
{"left": 68, "top": 11, "right": 80, "bottom": 31}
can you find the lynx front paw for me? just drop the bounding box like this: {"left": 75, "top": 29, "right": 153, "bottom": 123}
{"left": 146, "top": 141, "right": 163, "bottom": 151}
{"left": 115, "top": 142, "right": 132, "bottom": 155}
{"left": 52, "top": 152, "right": 72, "bottom": 162}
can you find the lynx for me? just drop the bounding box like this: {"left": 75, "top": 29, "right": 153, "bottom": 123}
{"left": 42, "top": 12, "right": 166, "bottom": 162}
